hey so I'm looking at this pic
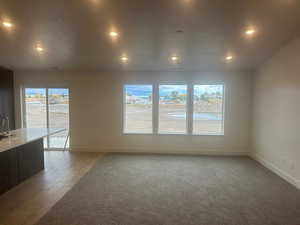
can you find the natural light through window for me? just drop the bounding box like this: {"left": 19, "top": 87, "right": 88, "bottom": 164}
{"left": 193, "top": 85, "right": 224, "bottom": 135}
{"left": 124, "top": 85, "right": 153, "bottom": 133}
{"left": 159, "top": 84, "right": 187, "bottom": 134}
{"left": 48, "top": 88, "right": 70, "bottom": 148}
{"left": 123, "top": 83, "right": 224, "bottom": 135}
{"left": 24, "top": 88, "right": 70, "bottom": 149}
{"left": 24, "top": 88, "right": 48, "bottom": 148}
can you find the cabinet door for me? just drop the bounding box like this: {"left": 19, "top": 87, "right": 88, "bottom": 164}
{"left": 8, "top": 148, "right": 19, "bottom": 187}
{"left": 18, "top": 139, "right": 44, "bottom": 182}
{"left": 0, "top": 69, "right": 15, "bottom": 130}
{"left": 0, "top": 149, "right": 19, "bottom": 195}
{"left": 0, "top": 151, "right": 10, "bottom": 194}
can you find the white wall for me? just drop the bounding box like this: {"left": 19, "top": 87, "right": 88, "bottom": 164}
{"left": 14, "top": 71, "right": 252, "bottom": 155}
{"left": 253, "top": 36, "right": 300, "bottom": 188}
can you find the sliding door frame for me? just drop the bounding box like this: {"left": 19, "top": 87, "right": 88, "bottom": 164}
{"left": 22, "top": 86, "right": 70, "bottom": 150}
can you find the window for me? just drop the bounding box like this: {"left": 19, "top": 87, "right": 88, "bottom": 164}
{"left": 124, "top": 85, "right": 153, "bottom": 133}
{"left": 24, "top": 88, "right": 70, "bottom": 149}
{"left": 159, "top": 84, "right": 187, "bottom": 134}
{"left": 122, "top": 83, "right": 225, "bottom": 136}
{"left": 193, "top": 85, "right": 224, "bottom": 135}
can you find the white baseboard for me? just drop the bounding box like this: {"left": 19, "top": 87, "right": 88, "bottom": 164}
{"left": 70, "top": 146, "right": 250, "bottom": 156}
{"left": 251, "top": 153, "right": 300, "bottom": 190}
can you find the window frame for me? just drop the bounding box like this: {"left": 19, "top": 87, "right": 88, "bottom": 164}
{"left": 122, "top": 82, "right": 225, "bottom": 136}
{"left": 122, "top": 84, "right": 154, "bottom": 135}
{"left": 191, "top": 83, "right": 225, "bottom": 136}
{"left": 158, "top": 82, "right": 189, "bottom": 135}
{"left": 22, "top": 86, "right": 70, "bottom": 149}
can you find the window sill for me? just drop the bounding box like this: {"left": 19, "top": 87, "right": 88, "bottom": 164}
{"left": 123, "top": 132, "right": 153, "bottom": 135}
{"left": 122, "top": 133, "right": 225, "bottom": 136}
{"left": 191, "top": 134, "right": 224, "bottom": 137}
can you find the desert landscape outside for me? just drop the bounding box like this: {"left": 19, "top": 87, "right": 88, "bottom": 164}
{"left": 24, "top": 88, "right": 69, "bottom": 149}
{"left": 124, "top": 84, "right": 224, "bottom": 135}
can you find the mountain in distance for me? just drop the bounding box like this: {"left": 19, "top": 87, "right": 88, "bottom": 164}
{"left": 126, "top": 85, "right": 222, "bottom": 97}
{"left": 25, "top": 88, "right": 69, "bottom": 95}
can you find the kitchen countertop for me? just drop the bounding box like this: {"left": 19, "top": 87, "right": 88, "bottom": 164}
{"left": 0, "top": 128, "right": 66, "bottom": 153}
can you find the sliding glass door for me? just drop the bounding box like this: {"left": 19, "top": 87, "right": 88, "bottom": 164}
{"left": 24, "top": 88, "right": 70, "bottom": 150}
{"left": 24, "top": 88, "right": 48, "bottom": 148}
{"left": 48, "top": 88, "right": 70, "bottom": 149}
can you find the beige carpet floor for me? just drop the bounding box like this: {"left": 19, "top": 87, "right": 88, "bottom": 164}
{"left": 35, "top": 154, "right": 300, "bottom": 225}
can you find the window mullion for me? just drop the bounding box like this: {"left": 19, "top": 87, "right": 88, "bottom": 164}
{"left": 153, "top": 83, "right": 159, "bottom": 134}
{"left": 222, "top": 84, "right": 225, "bottom": 134}
{"left": 187, "top": 84, "right": 193, "bottom": 135}
{"left": 22, "top": 87, "right": 27, "bottom": 128}
{"left": 46, "top": 88, "right": 50, "bottom": 149}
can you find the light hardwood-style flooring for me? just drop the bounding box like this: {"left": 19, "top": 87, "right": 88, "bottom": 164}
{"left": 0, "top": 151, "right": 103, "bottom": 225}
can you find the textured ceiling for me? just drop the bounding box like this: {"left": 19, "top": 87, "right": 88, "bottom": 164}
{"left": 1, "top": 0, "right": 300, "bottom": 72}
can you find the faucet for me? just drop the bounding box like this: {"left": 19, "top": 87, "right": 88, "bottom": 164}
{"left": 0, "top": 115, "right": 10, "bottom": 135}
{"left": 0, "top": 115, "right": 4, "bottom": 133}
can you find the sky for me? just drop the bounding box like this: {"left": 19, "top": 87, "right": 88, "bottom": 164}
{"left": 125, "top": 85, "right": 223, "bottom": 97}
{"left": 25, "top": 88, "right": 69, "bottom": 95}
{"left": 26, "top": 85, "right": 223, "bottom": 97}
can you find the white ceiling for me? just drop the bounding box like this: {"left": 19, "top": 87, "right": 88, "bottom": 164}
{"left": 1, "top": 0, "right": 300, "bottom": 71}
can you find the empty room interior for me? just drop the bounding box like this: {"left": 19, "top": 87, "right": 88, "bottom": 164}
{"left": 1, "top": 0, "right": 300, "bottom": 224}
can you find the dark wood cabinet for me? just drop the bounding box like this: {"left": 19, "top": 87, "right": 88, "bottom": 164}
{"left": 0, "top": 151, "right": 11, "bottom": 194}
{"left": 0, "top": 68, "right": 45, "bottom": 195}
{"left": 7, "top": 148, "right": 19, "bottom": 188}
{"left": 0, "top": 138, "right": 44, "bottom": 195}
{"left": 0, "top": 67, "right": 15, "bottom": 130}
{"left": 0, "top": 148, "right": 18, "bottom": 194}
{"left": 18, "top": 139, "right": 44, "bottom": 182}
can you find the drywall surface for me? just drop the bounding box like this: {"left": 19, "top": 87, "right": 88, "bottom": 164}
{"left": 14, "top": 71, "right": 252, "bottom": 155}
{"left": 253, "top": 37, "right": 300, "bottom": 188}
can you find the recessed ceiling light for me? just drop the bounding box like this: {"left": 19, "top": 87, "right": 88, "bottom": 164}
{"left": 36, "top": 46, "right": 44, "bottom": 52}
{"left": 245, "top": 28, "right": 256, "bottom": 36}
{"left": 109, "top": 31, "right": 119, "bottom": 38}
{"left": 171, "top": 56, "right": 178, "bottom": 61}
{"left": 226, "top": 55, "right": 233, "bottom": 61}
{"left": 90, "top": 0, "right": 101, "bottom": 4}
{"left": 121, "top": 56, "right": 128, "bottom": 62}
{"left": 2, "top": 21, "right": 13, "bottom": 28}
